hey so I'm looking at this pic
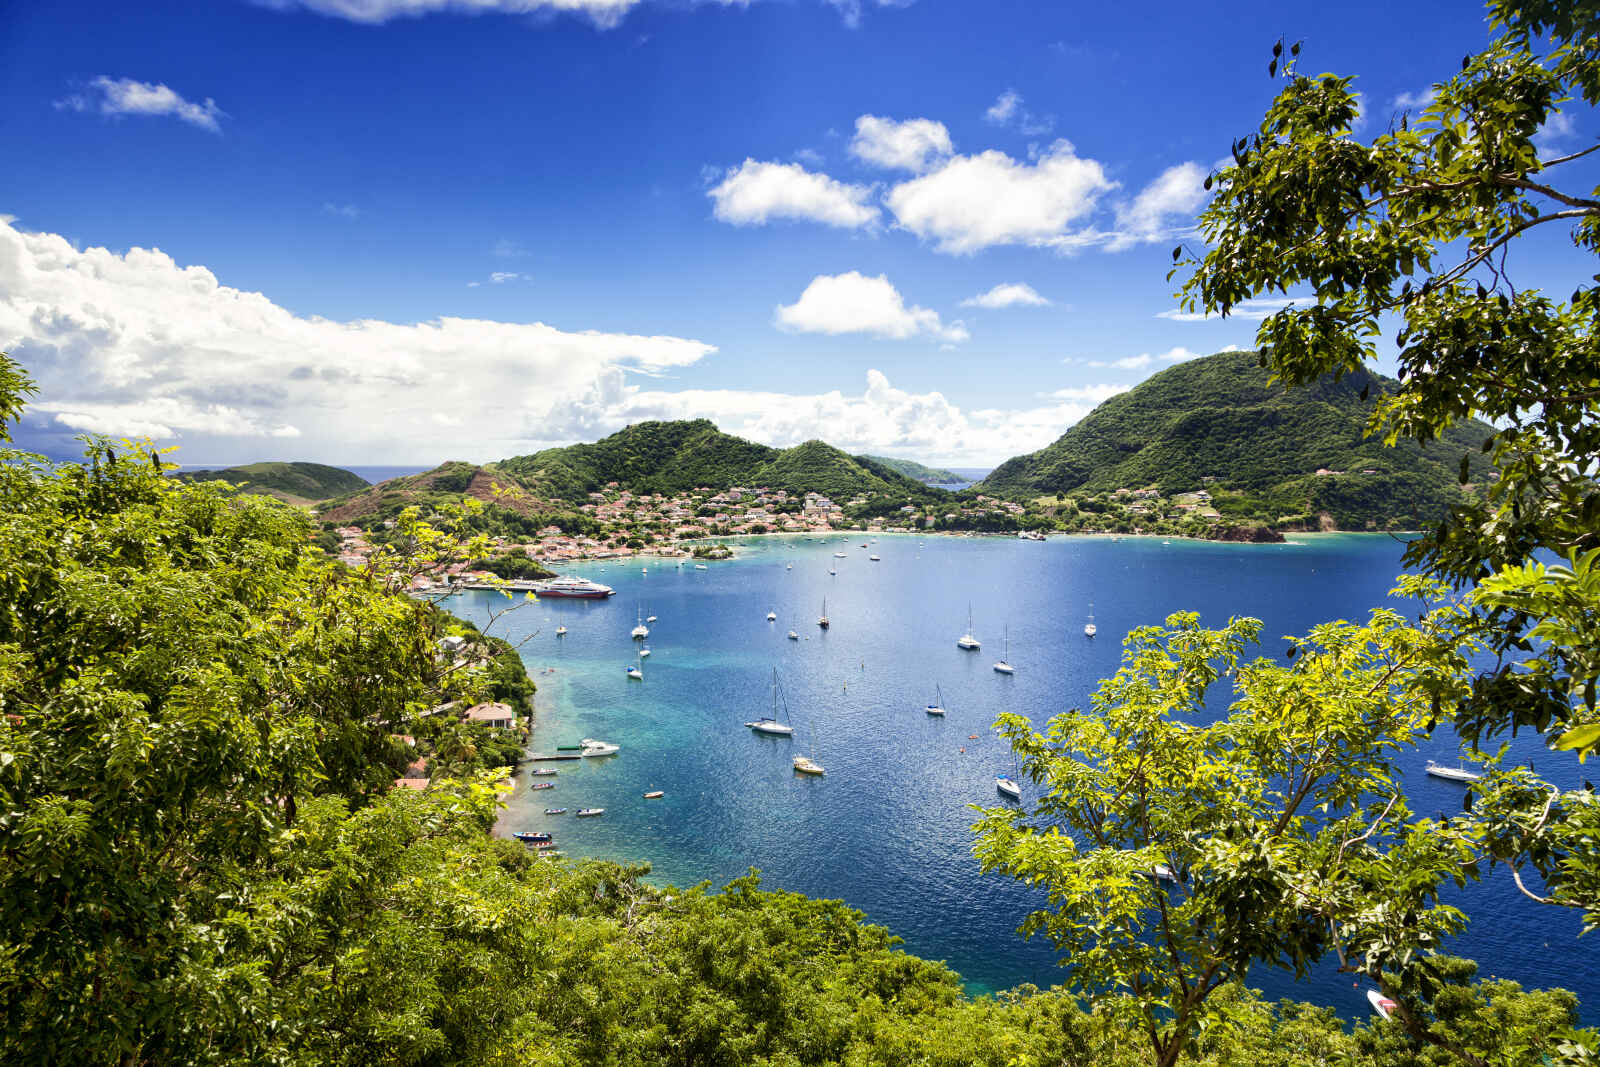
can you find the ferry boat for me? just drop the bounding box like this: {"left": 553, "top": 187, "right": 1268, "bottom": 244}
{"left": 530, "top": 575, "right": 615, "bottom": 598}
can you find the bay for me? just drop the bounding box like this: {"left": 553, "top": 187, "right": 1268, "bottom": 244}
{"left": 440, "top": 532, "right": 1598, "bottom": 1019}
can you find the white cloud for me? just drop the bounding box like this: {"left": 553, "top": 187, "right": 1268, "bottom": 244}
{"left": 1039, "top": 383, "right": 1127, "bottom": 403}
{"left": 822, "top": 0, "right": 914, "bottom": 28}
{"left": 1156, "top": 297, "right": 1298, "bottom": 322}
{"left": 961, "top": 282, "right": 1051, "bottom": 309}
{"left": 1535, "top": 109, "right": 1578, "bottom": 154}
{"left": 55, "top": 77, "right": 225, "bottom": 133}
{"left": 1085, "top": 345, "right": 1209, "bottom": 371}
{"left": 1392, "top": 87, "right": 1438, "bottom": 112}
{"left": 255, "top": 0, "right": 643, "bottom": 29}
{"left": 885, "top": 140, "right": 1114, "bottom": 254}
{"left": 1109, "top": 162, "right": 1208, "bottom": 250}
{"left": 849, "top": 115, "right": 952, "bottom": 173}
{"left": 775, "top": 271, "right": 967, "bottom": 342}
{"left": 0, "top": 217, "right": 716, "bottom": 462}
{"left": 707, "top": 159, "right": 880, "bottom": 229}
{"left": 322, "top": 202, "right": 361, "bottom": 218}
{"left": 489, "top": 271, "right": 525, "bottom": 283}
{"left": 982, "top": 90, "right": 1052, "bottom": 136}
{"left": 593, "top": 368, "right": 1095, "bottom": 464}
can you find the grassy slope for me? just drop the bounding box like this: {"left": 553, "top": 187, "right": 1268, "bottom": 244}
{"left": 181, "top": 461, "right": 369, "bottom": 502}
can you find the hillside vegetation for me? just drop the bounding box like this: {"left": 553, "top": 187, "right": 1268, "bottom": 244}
{"left": 980, "top": 351, "right": 1494, "bottom": 529}
{"left": 861, "top": 454, "right": 964, "bottom": 484}
{"left": 181, "top": 460, "right": 369, "bottom": 502}
{"left": 498, "top": 419, "right": 933, "bottom": 500}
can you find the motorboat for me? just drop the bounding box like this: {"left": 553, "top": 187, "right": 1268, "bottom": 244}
{"left": 579, "top": 738, "right": 620, "bottom": 756}
{"left": 544, "top": 807, "right": 567, "bottom": 815}
{"left": 576, "top": 808, "right": 605, "bottom": 817}
{"left": 868, "top": 554, "right": 880, "bottom": 561}
{"left": 1366, "top": 989, "right": 1397, "bottom": 1021}
{"left": 647, "top": 614, "right": 657, "bottom": 623}
{"left": 643, "top": 790, "right": 664, "bottom": 799}
{"left": 787, "top": 630, "right": 799, "bottom": 640}
{"left": 1425, "top": 761, "right": 1483, "bottom": 782}
{"left": 529, "top": 575, "right": 615, "bottom": 598}
{"left": 529, "top": 782, "right": 555, "bottom": 790}
{"left": 995, "top": 775, "right": 1022, "bottom": 799}
{"left": 833, "top": 551, "right": 848, "bottom": 558}
{"left": 512, "top": 831, "right": 552, "bottom": 843}
{"left": 638, "top": 647, "right": 651, "bottom": 657}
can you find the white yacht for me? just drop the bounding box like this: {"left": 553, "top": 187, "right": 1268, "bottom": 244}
{"left": 868, "top": 554, "right": 880, "bottom": 561}
{"left": 995, "top": 775, "right": 1021, "bottom": 799}
{"left": 925, "top": 683, "right": 946, "bottom": 716}
{"left": 625, "top": 665, "right": 642, "bottom": 680}
{"left": 1425, "top": 761, "right": 1483, "bottom": 782}
{"left": 630, "top": 608, "right": 649, "bottom": 640}
{"left": 647, "top": 614, "right": 657, "bottom": 623}
{"left": 793, "top": 755, "right": 826, "bottom": 776}
{"left": 746, "top": 669, "right": 796, "bottom": 736}
{"left": 787, "top": 630, "right": 799, "bottom": 641}
{"left": 993, "top": 627, "right": 1015, "bottom": 674}
{"left": 638, "top": 647, "right": 651, "bottom": 657}
{"left": 957, "top": 605, "right": 980, "bottom": 650}
{"left": 579, "top": 738, "right": 620, "bottom": 756}
{"left": 555, "top": 626, "right": 568, "bottom": 636}
{"left": 766, "top": 611, "right": 777, "bottom": 621}
{"left": 1084, "top": 603, "right": 1097, "bottom": 638}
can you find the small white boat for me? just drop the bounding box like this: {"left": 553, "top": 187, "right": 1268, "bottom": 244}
{"left": 793, "top": 755, "right": 825, "bottom": 776}
{"left": 868, "top": 554, "right": 880, "bottom": 561}
{"left": 638, "top": 647, "right": 651, "bottom": 657}
{"left": 625, "top": 666, "right": 642, "bottom": 680}
{"left": 829, "top": 567, "right": 837, "bottom": 575}
{"left": 767, "top": 611, "right": 777, "bottom": 621}
{"left": 926, "top": 683, "right": 946, "bottom": 716}
{"left": 643, "top": 790, "right": 664, "bottom": 799}
{"left": 576, "top": 807, "right": 605, "bottom": 817}
{"left": 957, "top": 604, "right": 980, "bottom": 650}
{"left": 1084, "top": 603, "right": 1097, "bottom": 638}
{"left": 555, "top": 626, "right": 568, "bottom": 636}
{"left": 579, "top": 738, "right": 619, "bottom": 757}
{"left": 787, "top": 630, "right": 799, "bottom": 640}
{"left": 833, "top": 551, "right": 848, "bottom": 558}
{"left": 1147, "top": 864, "right": 1177, "bottom": 883}
{"left": 1425, "top": 761, "right": 1483, "bottom": 782}
{"left": 786, "top": 563, "right": 793, "bottom": 570}
{"left": 747, "top": 669, "right": 797, "bottom": 736}
{"left": 993, "top": 626, "right": 1015, "bottom": 674}
{"left": 1366, "top": 989, "right": 1397, "bottom": 1021}
{"left": 995, "top": 775, "right": 1022, "bottom": 799}
{"left": 647, "top": 614, "right": 657, "bottom": 623}
{"left": 630, "top": 608, "right": 649, "bottom": 640}
{"left": 694, "top": 564, "right": 708, "bottom": 570}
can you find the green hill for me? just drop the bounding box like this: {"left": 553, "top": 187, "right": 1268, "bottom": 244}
{"left": 181, "top": 461, "right": 369, "bottom": 502}
{"left": 497, "top": 419, "right": 931, "bottom": 500}
{"left": 860, "top": 455, "right": 963, "bottom": 484}
{"left": 980, "top": 351, "right": 1495, "bottom": 530}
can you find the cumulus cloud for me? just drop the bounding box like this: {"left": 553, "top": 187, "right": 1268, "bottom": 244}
{"left": 1392, "top": 87, "right": 1438, "bottom": 112}
{"left": 1085, "top": 346, "right": 1209, "bottom": 371}
{"left": 1110, "top": 162, "right": 1208, "bottom": 250}
{"left": 598, "top": 368, "right": 1099, "bottom": 464}
{"left": 0, "top": 217, "right": 716, "bottom": 461}
{"left": 775, "top": 271, "right": 967, "bottom": 342}
{"left": 255, "top": 0, "right": 644, "bottom": 29}
{"left": 849, "top": 115, "right": 952, "bottom": 173}
{"left": 960, "top": 282, "right": 1051, "bottom": 309}
{"left": 55, "top": 77, "right": 225, "bottom": 133}
{"left": 1535, "top": 109, "right": 1578, "bottom": 154}
{"left": 885, "top": 140, "right": 1114, "bottom": 254}
{"left": 707, "top": 159, "right": 879, "bottom": 229}
{"left": 1156, "top": 298, "right": 1298, "bottom": 322}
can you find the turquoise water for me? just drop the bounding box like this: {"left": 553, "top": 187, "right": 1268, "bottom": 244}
{"left": 440, "top": 533, "right": 1598, "bottom": 1017}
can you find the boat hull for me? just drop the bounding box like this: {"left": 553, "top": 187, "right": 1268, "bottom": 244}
{"left": 535, "top": 588, "right": 614, "bottom": 598}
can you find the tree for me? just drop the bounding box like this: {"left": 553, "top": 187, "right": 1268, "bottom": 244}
{"left": 980, "top": 2, "right": 1600, "bottom": 1062}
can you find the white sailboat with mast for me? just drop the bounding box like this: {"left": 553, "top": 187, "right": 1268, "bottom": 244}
{"left": 957, "top": 604, "right": 980, "bottom": 650}
{"left": 1084, "top": 602, "right": 1097, "bottom": 638}
{"left": 746, "top": 669, "right": 795, "bottom": 736}
{"left": 925, "top": 683, "right": 946, "bottom": 716}
{"left": 993, "top": 626, "right": 1015, "bottom": 674}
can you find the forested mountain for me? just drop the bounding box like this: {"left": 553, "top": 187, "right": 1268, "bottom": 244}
{"left": 180, "top": 461, "right": 369, "bottom": 502}
{"left": 981, "top": 350, "right": 1495, "bottom": 528}
{"left": 860, "top": 455, "right": 964, "bottom": 484}
{"left": 496, "top": 419, "right": 930, "bottom": 500}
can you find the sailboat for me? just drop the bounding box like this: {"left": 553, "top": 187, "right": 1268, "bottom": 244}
{"left": 625, "top": 648, "right": 643, "bottom": 680}
{"left": 925, "top": 683, "right": 946, "bottom": 716}
{"left": 1425, "top": 761, "right": 1483, "bottom": 782}
{"left": 818, "top": 597, "right": 830, "bottom": 629}
{"left": 995, "top": 748, "right": 1022, "bottom": 799}
{"left": 1084, "top": 603, "right": 1097, "bottom": 638}
{"left": 746, "top": 668, "right": 796, "bottom": 736}
{"left": 957, "top": 604, "right": 980, "bottom": 650}
{"left": 630, "top": 607, "right": 649, "bottom": 640}
{"left": 766, "top": 611, "right": 777, "bottom": 621}
{"left": 993, "top": 626, "right": 1015, "bottom": 674}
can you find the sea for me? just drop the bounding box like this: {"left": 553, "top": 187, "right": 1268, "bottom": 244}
{"left": 436, "top": 532, "right": 1599, "bottom": 1021}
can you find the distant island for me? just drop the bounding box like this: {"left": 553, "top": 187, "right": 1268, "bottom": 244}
{"left": 179, "top": 461, "right": 370, "bottom": 503}
{"left": 859, "top": 455, "right": 964, "bottom": 484}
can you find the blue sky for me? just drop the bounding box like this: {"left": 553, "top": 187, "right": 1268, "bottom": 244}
{"left": 0, "top": 0, "right": 1584, "bottom": 465}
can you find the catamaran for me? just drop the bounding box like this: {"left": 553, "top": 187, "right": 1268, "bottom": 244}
{"left": 630, "top": 608, "right": 649, "bottom": 640}
{"left": 746, "top": 668, "right": 796, "bottom": 736}
{"left": 957, "top": 605, "right": 980, "bottom": 650}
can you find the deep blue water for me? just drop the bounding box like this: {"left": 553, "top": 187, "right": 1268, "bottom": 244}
{"left": 438, "top": 533, "right": 1599, "bottom": 1019}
